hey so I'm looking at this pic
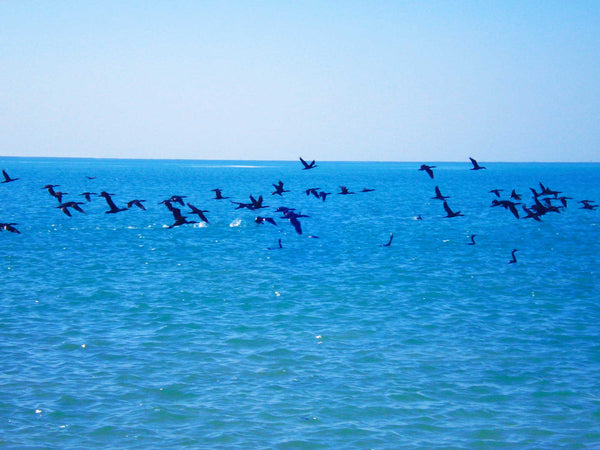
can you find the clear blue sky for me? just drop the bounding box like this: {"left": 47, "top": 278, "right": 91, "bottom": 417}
{"left": 1, "top": 1, "right": 599, "bottom": 161}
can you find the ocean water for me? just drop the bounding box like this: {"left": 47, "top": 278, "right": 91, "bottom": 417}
{"left": 1, "top": 157, "right": 599, "bottom": 448}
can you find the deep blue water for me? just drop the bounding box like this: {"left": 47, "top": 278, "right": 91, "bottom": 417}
{"left": 1, "top": 157, "right": 599, "bottom": 448}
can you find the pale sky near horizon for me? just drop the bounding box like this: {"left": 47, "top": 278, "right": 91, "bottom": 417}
{"left": 1, "top": 1, "right": 599, "bottom": 162}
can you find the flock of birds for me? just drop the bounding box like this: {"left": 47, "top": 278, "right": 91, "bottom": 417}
{"left": 2, "top": 158, "right": 598, "bottom": 263}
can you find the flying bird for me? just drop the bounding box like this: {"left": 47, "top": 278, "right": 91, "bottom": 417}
{"left": 443, "top": 201, "right": 463, "bottom": 218}
{"left": 1, "top": 170, "right": 18, "bottom": 183}
{"left": 99, "top": 191, "right": 127, "bottom": 214}
{"left": 211, "top": 189, "right": 230, "bottom": 200}
{"left": 0, "top": 222, "right": 21, "bottom": 233}
{"left": 469, "top": 157, "right": 486, "bottom": 170}
{"left": 419, "top": 164, "right": 436, "bottom": 179}
{"left": 299, "top": 157, "right": 317, "bottom": 170}
{"left": 432, "top": 186, "right": 449, "bottom": 201}
{"left": 127, "top": 199, "right": 147, "bottom": 210}
{"left": 271, "top": 180, "right": 289, "bottom": 196}
{"left": 187, "top": 203, "right": 210, "bottom": 223}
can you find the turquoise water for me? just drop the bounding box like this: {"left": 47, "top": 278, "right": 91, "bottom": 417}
{"left": 1, "top": 157, "right": 599, "bottom": 448}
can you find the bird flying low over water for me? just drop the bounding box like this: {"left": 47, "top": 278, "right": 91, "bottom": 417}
{"left": 338, "top": 186, "right": 354, "bottom": 195}
{"left": 0, "top": 222, "right": 20, "bottom": 233}
{"left": 361, "top": 187, "right": 375, "bottom": 192}
{"left": 57, "top": 201, "right": 86, "bottom": 216}
{"left": 443, "top": 201, "right": 463, "bottom": 218}
{"left": 432, "top": 186, "right": 449, "bottom": 201}
{"left": 211, "top": 188, "right": 230, "bottom": 200}
{"left": 127, "top": 199, "right": 147, "bottom": 210}
{"left": 489, "top": 189, "right": 503, "bottom": 197}
{"left": 305, "top": 187, "right": 320, "bottom": 199}
{"left": 80, "top": 192, "right": 96, "bottom": 202}
{"left": 491, "top": 199, "right": 520, "bottom": 219}
{"left": 469, "top": 157, "right": 486, "bottom": 170}
{"left": 381, "top": 232, "right": 393, "bottom": 247}
{"left": 99, "top": 191, "right": 127, "bottom": 214}
{"left": 419, "top": 164, "right": 436, "bottom": 179}
{"left": 167, "top": 207, "right": 197, "bottom": 228}
{"left": 280, "top": 210, "right": 308, "bottom": 235}
{"left": 299, "top": 157, "right": 317, "bottom": 170}
{"left": 2, "top": 170, "right": 18, "bottom": 183}
{"left": 509, "top": 249, "right": 518, "bottom": 264}
{"left": 510, "top": 189, "right": 522, "bottom": 201}
{"left": 187, "top": 203, "right": 210, "bottom": 223}
{"left": 272, "top": 181, "right": 289, "bottom": 196}
{"left": 521, "top": 205, "right": 542, "bottom": 221}
{"left": 255, "top": 216, "right": 277, "bottom": 225}
{"left": 579, "top": 200, "right": 598, "bottom": 210}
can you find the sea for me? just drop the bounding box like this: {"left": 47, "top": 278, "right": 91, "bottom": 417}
{"left": 1, "top": 157, "right": 599, "bottom": 448}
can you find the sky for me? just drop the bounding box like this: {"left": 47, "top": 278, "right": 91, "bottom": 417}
{"left": 1, "top": 1, "right": 599, "bottom": 162}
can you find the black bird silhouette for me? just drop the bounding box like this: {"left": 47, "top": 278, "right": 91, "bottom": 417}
{"left": 510, "top": 189, "right": 522, "bottom": 201}
{"left": 211, "top": 188, "right": 230, "bottom": 200}
{"left": 489, "top": 189, "right": 503, "bottom": 197}
{"left": 361, "top": 187, "right": 375, "bottom": 192}
{"left": 432, "top": 186, "right": 449, "bottom": 201}
{"left": 42, "top": 184, "right": 60, "bottom": 197}
{"left": 268, "top": 239, "right": 283, "bottom": 250}
{"left": 170, "top": 195, "right": 187, "bottom": 206}
{"left": 443, "top": 201, "right": 463, "bottom": 218}
{"left": 522, "top": 205, "right": 542, "bottom": 221}
{"left": 0, "top": 222, "right": 20, "bottom": 233}
{"left": 580, "top": 200, "right": 598, "bottom": 210}
{"left": 468, "top": 234, "right": 476, "bottom": 245}
{"left": 280, "top": 210, "right": 308, "bottom": 235}
{"left": 419, "top": 164, "right": 435, "bottom": 179}
{"left": 491, "top": 199, "right": 520, "bottom": 219}
{"left": 508, "top": 249, "right": 518, "bottom": 264}
{"left": 469, "top": 157, "right": 486, "bottom": 170}
{"left": 271, "top": 180, "right": 289, "bottom": 196}
{"left": 305, "top": 187, "right": 321, "bottom": 198}
{"left": 127, "top": 199, "right": 147, "bottom": 210}
{"left": 319, "top": 191, "right": 331, "bottom": 202}
{"left": 187, "top": 203, "right": 210, "bottom": 223}
{"left": 255, "top": 216, "right": 277, "bottom": 225}
{"left": 99, "top": 191, "right": 127, "bottom": 214}
{"left": 338, "top": 186, "right": 354, "bottom": 195}
{"left": 381, "top": 232, "right": 393, "bottom": 247}
{"left": 1, "top": 170, "right": 18, "bottom": 183}
{"left": 80, "top": 192, "right": 96, "bottom": 202}
{"left": 167, "top": 207, "right": 197, "bottom": 228}
{"left": 57, "top": 201, "right": 86, "bottom": 216}
{"left": 299, "top": 157, "right": 317, "bottom": 170}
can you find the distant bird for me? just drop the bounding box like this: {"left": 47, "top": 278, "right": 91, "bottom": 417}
{"left": 42, "top": 184, "right": 60, "bottom": 197}
{"left": 580, "top": 200, "right": 598, "bottom": 210}
{"left": 271, "top": 180, "right": 289, "bottom": 196}
{"left": 432, "top": 186, "right": 449, "bottom": 201}
{"left": 491, "top": 199, "right": 520, "bottom": 219}
{"left": 361, "top": 187, "right": 375, "bottom": 192}
{"left": 305, "top": 187, "right": 321, "bottom": 199}
{"left": 522, "top": 205, "right": 542, "bottom": 221}
{"left": 280, "top": 210, "right": 308, "bottom": 235}
{"left": 99, "top": 191, "right": 127, "bottom": 214}
{"left": 268, "top": 239, "right": 283, "bottom": 250}
{"left": 187, "top": 203, "right": 210, "bottom": 223}
{"left": 319, "top": 191, "right": 331, "bottom": 202}
{"left": 52, "top": 191, "right": 68, "bottom": 203}
{"left": 1, "top": 170, "right": 18, "bottom": 183}
{"left": 508, "top": 249, "right": 518, "bottom": 264}
{"left": 469, "top": 157, "right": 486, "bottom": 170}
{"left": 380, "top": 232, "right": 393, "bottom": 247}
{"left": 57, "top": 201, "right": 85, "bottom": 216}
{"left": 86, "top": 175, "right": 96, "bottom": 180}
{"left": 338, "top": 186, "right": 354, "bottom": 195}
{"left": 80, "top": 192, "right": 96, "bottom": 202}
{"left": 170, "top": 195, "right": 187, "bottom": 206}
{"left": 0, "top": 222, "right": 20, "bottom": 233}
{"left": 468, "top": 234, "right": 476, "bottom": 245}
{"left": 255, "top": 216, "right": 277, "bottom": 225}
{"left": 299, "top": 157, "right": 317, "bottom": 170}
{"left": 167, "top": 207, "right": 197, "bottom": 228}
{"left": 443, "top": 201, "right": 463, "bottom": 218}
{"left": 127, "top": 199, "right": 147, "bottom": 210}
{"left": 489, "top": 189, "right": 503, "bottom": 197}
{"left": 419, "top": 164, "right": 436, "bottom": 179}
{"left": 510, "top": 189, "right": 522, "bottom": 201}
{"left": 211, "top": 188, "right": 230, "bottom": 200}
